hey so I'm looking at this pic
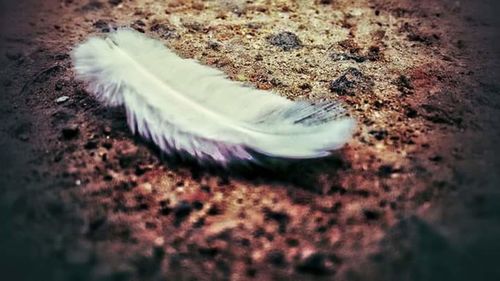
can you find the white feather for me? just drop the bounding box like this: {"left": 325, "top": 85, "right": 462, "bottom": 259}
{"left": 71, "top": 29, "right": 355, "bottom": 164}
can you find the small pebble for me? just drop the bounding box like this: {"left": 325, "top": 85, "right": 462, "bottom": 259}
{"left": 268, "top": 31, "right": 302, "bottom": 51}
{"left": 55, "top": 96, "right": 70, "bottom": 104}
{"left": 62, "top": 125, "right": 79, "bottom": 140}
{"left": 329, "top": 68, "right": 366, "bottom": 95}
{"left": 173, "top": 201, "right": 193, "bottom": 226}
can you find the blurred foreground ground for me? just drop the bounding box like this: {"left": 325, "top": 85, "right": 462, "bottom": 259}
{"left": 1, "top": 0, "right": 500, "bottom": 280}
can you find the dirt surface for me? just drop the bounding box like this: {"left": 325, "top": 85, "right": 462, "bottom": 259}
{"left": 1, "top": 0, "right": 499, "bottom": 280}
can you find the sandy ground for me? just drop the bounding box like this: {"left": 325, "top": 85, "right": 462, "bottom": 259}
{"left": 1, "top": 0, "right": 500, "bottom": 280}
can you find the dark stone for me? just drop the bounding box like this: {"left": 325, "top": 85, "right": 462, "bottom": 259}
{"left": 201, "top": 185, "right": 211, "bottom": 193}
{"left": 102, "top": 142, "right": 113, "bottom": 149}
{"left": 55, "top": 80, "right": 64, "bottom": 91}
{"left": 192, "top": 201, "right": 204, "bottom": 210}
{"left": 84, "top": 140, "right": 98, "bottom": 150}
{"left": 286, "top": 238, "right": 300, "bottom": 247}
{"left": 401, "top": 23, "right": 439, "bottom": 45}
{"left": 207, "top": 205, "right": 222, "bottom": 216}
{"left": 374, "top": 100, "right": 384, "bottom": 108}
{"left": 330, "top": 185, "right": 347, "bottom": 195}
{"left": 93, "top": 19, "right": 113, "bottom": 32}
{"left": 135, "top": 164, "right": 150, "bottom": 176}
{"left": 239, "top": 238, "right": 250, "bottom": 247}
{"left": 267, "top": 250, "right": 286, "bottom": 267}
{"left": 53, "top": 53, "right": 70, "bottom": 61}
{"left": 103, "top": 126, "right": 112, "bottom": 135}
{"left": 296, "top": 253, "right": 334, "bottom": 275}
{"left": 405, "top": 106, "right": 418, "bottom": 118}
{"left": 183, "top": 22, "right": 209, "bottom": 33}
{"left": 253, "top": 227, "right": 265, "bottom": 238}
{"left": 153, "top": 246, "right": 165, "bottom": 261}
{"left": 108, "top": 0, "right": 122, "bottom": 5}
{"left": 268, "top": 31, "right": 302, "bottom": 51}
{"left": 246, "top": 268, "right": 257, "bottom": 277}
{"left": 329, "top": 68, "right": 367, "bottom": 95}
{"left": 217, "top": 176, "right": 230, "bottom": 186}
{"left": 193, "top": 218, "right": 205, "bottom": 228}
{"left": 299, "top": 83, "right": 312, "bottom": 91}
{"left": 408, "top": 32, "right": 439, "bottom": 45}
{"left": 173, "top": 201, "right": 192, "bottom": 225}
{"left": 207, "top": 41, "right": 221, "bottom": 50}
{"left": 378, "top": 165, "right": 395, "bottom": 177}
{"left": 88, "top": 217, "right": 106, "bottom": 234}
{"left": 366, "top": 46, "right": 382, "bottom": 61}
{"left": 115, "top": 181, "right": 136, "bottom": 191}
{"left": 131, "top": 20, "right": 146, "bottom": 33}
{"left": 159, "top": 200, "right": 169, "bottom": 207}
{"left": 118, "top": 154, "right": 134, "bottom": 168}
{"left": 216, "top": 260, "right": 231, "bottom": 275}
{"left": 61, "top": 125, "right": 79, "bottom": 140}
{"left": 316, "top": 225, "right": 328, "bottom": 233}
{"left": 150, "top": 23, "right": 178, "bottom": 39}
{"left": 198, "top": 247, "right": 219, "bottom": 257}
{"left": 145, "top": 222, "right": 156, "bottom": 229}
{"left": 395, "top": 75, "right": 414, "bottom": 94}
{"left": 159, "top": 207, "right": 172, "bottom": 216}
{"left": 264, "top": 208, "right": 290, "bottom": 233}
{"left": 137, "top": 203, "right": 149, "bottom": 211}
{"left": 429, "top": 155, "right": 443, "bottom": 162}
{"left": 363, "top": 209, "right": 381, "bottom": 220}
{"left": 369, "top": 129, "right": 388, "bottom": 140}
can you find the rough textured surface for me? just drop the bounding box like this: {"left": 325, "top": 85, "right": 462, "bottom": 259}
{"left": 0, "top": 0, "right": 499, "bottom": 280}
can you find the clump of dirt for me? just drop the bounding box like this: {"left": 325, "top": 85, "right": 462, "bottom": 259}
{"left": 1, "top": 0, "right": 500, "bottom": 281}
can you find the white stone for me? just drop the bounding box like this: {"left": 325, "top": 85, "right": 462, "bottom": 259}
{"left": 55, "top": 96, "right": 70, "bottom": 103}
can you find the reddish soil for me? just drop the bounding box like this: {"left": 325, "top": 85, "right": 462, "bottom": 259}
{"left": 1, "top": 0, "right": 499, "bottom": 281}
